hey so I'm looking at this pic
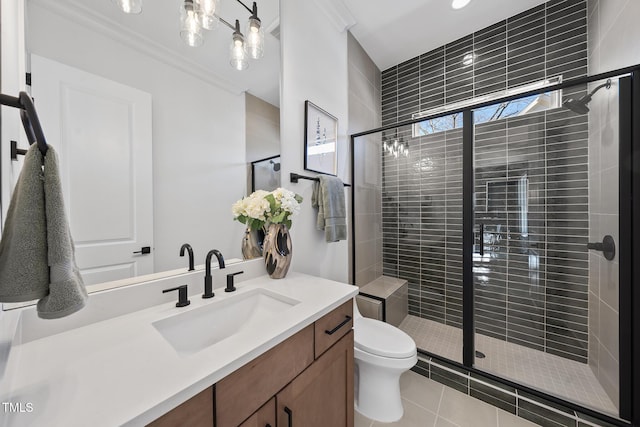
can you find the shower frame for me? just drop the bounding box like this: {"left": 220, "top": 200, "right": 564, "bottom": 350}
{"left": 350, "top": 65, "right": 640, "bottom": 427}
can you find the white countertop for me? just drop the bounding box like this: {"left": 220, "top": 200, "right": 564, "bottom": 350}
{"left": 0, "top": 272, "right": 358, "bottom": 427}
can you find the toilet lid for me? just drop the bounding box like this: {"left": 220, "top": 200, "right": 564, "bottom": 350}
{"left": 354, "top": 318, "right": 416, "bottom": 359}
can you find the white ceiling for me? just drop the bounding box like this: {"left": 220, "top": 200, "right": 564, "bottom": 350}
{"left": 344, "top": 0, "right": 548, "bottom": 71}
{"left": 33, "top": 0, "right": 281, "bottom": 106}
{"left": 37, "top": 0, "right": 551, "bottom": 107}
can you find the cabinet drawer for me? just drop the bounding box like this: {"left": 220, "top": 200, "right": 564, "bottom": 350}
{"left": 238, "top": 398, "right": 275, "bottom": 427}
{"left": 215, "top": 325, "right": 314, "bottom": 427}
{"left": 314, "top": 300, "right": 353, "bottom": 358}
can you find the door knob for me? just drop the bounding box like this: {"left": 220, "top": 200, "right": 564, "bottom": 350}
{"left": 133, "top": 246, "right": 151, "bottom": 255}
{"left": 586, "top": 235, "right": 615, "bottom": 261}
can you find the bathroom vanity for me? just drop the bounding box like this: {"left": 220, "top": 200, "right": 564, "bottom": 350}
{"left": 150, "top": 300, "right": 354, "bottom": 427}
{"left": 0, "top": 266, "right": 358, "bottom": 427}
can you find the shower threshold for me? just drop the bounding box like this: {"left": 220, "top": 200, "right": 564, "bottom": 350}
{"left": 399, "top": 315, "right": 618, "bottom": 417}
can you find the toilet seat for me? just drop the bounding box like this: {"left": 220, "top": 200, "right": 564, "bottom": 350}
{"left": 354, "top": 317, "right": 416, "bottom": 359}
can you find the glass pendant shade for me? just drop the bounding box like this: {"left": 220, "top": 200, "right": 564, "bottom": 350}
{"left": 180, "top": 0, "right": 204, "bottom": 47}
{"left": 113, "top": 0, "right": 142, "bottom": 14}
{"left": 246, "top": 16, "right": 264, "bottom": 59}
{"left": 230, "top": 28, "right": 248, "bottom": 71}
{"left": 197, "top": 0, "right": 219, "bottom": 30}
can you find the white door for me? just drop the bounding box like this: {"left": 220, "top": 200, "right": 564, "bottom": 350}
{"left": 30, "top": 55, "right": 153, "bottom": 286}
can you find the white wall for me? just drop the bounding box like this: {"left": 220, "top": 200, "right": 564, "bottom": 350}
{"left": 246, "top": 93, "right": 280, "bottom": 163}
{"left": 586, "top": 0, "right": 640, "bottom": 410}
{"left": 348, "top": 32, "right": 382, "bottom": 286}
{"left": 26, "top": 3, "right": 247, "bottom": 272}
{"left": 280, "top": 0, "right": 350, "bottom": 283}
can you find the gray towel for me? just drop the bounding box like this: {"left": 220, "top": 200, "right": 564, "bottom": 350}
{"left": 0, "top": 145, "right": 49, "bottom": 302}
{"left": 37, "top": 145, "right": 88, "bottom": 319}
{"left": 312, "top": 175, "right": 347, "bottom": 242}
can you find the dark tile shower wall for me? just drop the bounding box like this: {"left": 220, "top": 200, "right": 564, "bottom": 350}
{"left": 381, "top": 0, "right": 589, "bottom": 362}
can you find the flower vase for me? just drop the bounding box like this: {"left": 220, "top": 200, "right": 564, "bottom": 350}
{"left": 241, "top": 227, "right": 265, "bottom": 260}
{"left": 263, "top": 223, "right": 292, "bottom": 279}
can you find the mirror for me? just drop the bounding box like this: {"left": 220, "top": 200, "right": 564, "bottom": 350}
{"left": 18, "top": 0, "right": 281, "bottom": 289}
{"left": 250, "top": 155, "right": 281, "bottom": 192}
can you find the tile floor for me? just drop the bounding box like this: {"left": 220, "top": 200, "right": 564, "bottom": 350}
{"left": 399, "top": 315, "right": 618, "bottom": 416}
{"left": 355, "top": 370, "right": 540, "bottom": 427}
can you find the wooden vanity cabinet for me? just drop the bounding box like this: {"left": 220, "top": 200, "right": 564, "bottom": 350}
{"left": 276, "top": 331, "right": 354, "bottom": 427}
{"left": 216, "top": 300, "right": 353, "bottom": 427}
{"left": 148, "top": 300, "right": 354, "bottom": 427}
{"left": 147, "top": 387, "right": 214, "bottom": 427}
{"left": 238, "top": 398, "right": 276, "bottom": 427}
{"left": 215, "top": 325, "right": 315, "bottom": 426}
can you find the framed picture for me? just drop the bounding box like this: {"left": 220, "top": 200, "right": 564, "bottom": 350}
{"left": 304, "top": 100, "right": 338, "bottom": 176}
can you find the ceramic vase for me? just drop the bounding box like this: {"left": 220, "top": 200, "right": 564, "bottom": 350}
{"left": 241, "top": 227, "right": 265, "bottom": 260}
{"left": 263, "top": 223, "right": 292, "bottom": 279}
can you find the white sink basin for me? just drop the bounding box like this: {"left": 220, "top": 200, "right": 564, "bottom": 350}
{"left": 152, "top": 288, "right": 300, "bottom": 356}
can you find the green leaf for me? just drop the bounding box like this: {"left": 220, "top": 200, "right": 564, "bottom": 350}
{"left": 294, "top": 194, "right": 303, "bottom": 203}
{"left": 272, "top": 211, "right": 286, "bottom": 223}
{"left": 265, "top": 194, "right": 277, "bottom": 212}
{"left": 284, "top": 219, "right": 292, "bottom": 229}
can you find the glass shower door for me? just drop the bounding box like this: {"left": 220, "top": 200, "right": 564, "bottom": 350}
{"left": 471, "top": 77, "right": 621, "bottom": 417}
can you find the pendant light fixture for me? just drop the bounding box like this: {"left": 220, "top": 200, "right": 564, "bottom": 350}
{"left": 197, "top": 0, "right": 219, "bottom": 30}
{"left": 112, "top": 0, "right": 266, "bottom": 71}
{"left": 180, "top": 0, "right": 204, "bottom": 47}
{"left": 217, "top": 1, "right": 264, "bottom": 70}
{"left": 112, "top": 0, "right": 142, "bottom": 14}
{"left": 383, "top": 131, "right": 409, "bottom": 158}
{"left": 229, "top": 20, "right": 249, "bottom": 71}
{"left": 246, "top": 3, "right": 264, "bottom": 59}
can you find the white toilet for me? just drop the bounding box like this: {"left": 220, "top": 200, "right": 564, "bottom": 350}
{"left": 353, "top": 299, "right": 417, "bottom": 423}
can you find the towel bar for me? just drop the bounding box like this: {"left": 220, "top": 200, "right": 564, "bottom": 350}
{"left": 290, "top": 172, "right": 351, "bottom": 187}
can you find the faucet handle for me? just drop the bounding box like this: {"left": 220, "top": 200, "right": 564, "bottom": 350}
{"left": 225, "top": 271, "right": 244, "bottom": 293}
{"left": 163, "top": 285, "right": 191, "bottom": 307}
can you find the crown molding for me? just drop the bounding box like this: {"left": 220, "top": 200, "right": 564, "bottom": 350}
{"left": 29, "top": 0, "right": 246, "bottom": 95}
{"left": 311, "top": 0, "right": 356, "bottom": 33}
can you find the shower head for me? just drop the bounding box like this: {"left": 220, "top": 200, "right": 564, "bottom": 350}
{"left": 270, "top": 160, "right": 281, "bottom": 171}
{"left": 562, "top": 79, "right": 611, "bottom": 114}
{"left": 563, "top": 97, "right": 591, "bottom": 114}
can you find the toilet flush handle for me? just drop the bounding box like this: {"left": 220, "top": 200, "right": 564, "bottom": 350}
{"left": 325, "top": 315, "right": 352, "bottom": 335}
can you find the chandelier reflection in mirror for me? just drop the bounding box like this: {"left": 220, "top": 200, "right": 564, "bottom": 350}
{"left": 382, "top": 130, "right": 409, "bottom": 158}
{"left": 112, "top": 0, "right": 265, "bottom": 71}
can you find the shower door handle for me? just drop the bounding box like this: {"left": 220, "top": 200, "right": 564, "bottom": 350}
{"left": 477, "top": 223, "right": 484, "bottom": 256}
{"left": 587, "top": 235, "right": 615, "bottom": 261}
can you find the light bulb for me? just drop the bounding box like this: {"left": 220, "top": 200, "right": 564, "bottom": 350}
{"left": 113, "top": 0, "right": 142, "bottom": 14}
{"left": 198, "top": 0, "right": 218, "bottom": 30}
{"left": 180, "top": 0, "right": 203, "bottom": 47}
{"left": 246, "top": 16, "right": 264, "bottom": 59}
{"left": 230, "top": 32, "right": 248, "bottom": 70}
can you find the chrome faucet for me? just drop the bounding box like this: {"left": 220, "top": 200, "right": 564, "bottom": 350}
{"left": 203, "top": 249, "right": 225, "bottom": 299}
{"left": 179, "top": 243, "right": 195, "bottom": 271}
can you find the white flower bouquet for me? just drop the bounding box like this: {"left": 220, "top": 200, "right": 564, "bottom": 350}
{"left": 232, "top": 188, "right": 303, "bottom": 230}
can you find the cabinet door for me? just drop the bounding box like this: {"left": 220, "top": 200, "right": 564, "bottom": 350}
{"left": 147, "top": 387, "right": 213, "bottom": 427}
{"left": 238, "top": 398, "right": 275, "bottom": 427}
{"left": 216, "top": 325, "right": 314, "bottom": 427}
{"left": 277, "top": 330, "right": 354, "bottom": 427}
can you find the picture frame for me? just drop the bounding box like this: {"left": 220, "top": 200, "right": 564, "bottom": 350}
{"left": 304, "top": 100, "right": 338, "bottom": 176}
